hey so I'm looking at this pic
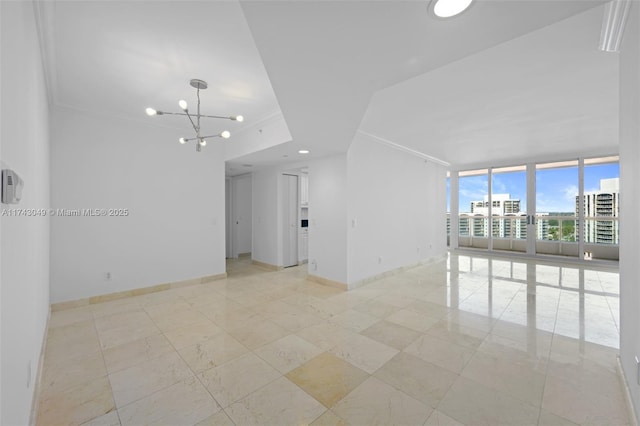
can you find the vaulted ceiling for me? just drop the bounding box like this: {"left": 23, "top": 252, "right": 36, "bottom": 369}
{"left": 39, "top": 0, "right": 616, "bottom": 172}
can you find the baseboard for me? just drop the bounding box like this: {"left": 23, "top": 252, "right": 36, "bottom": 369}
{"left": 238, "top": 252, "right": 251, "bottom": 258}
{"left": 251, "top": 260, "right": 283, "bottom": 271}
{"left": 307, "top": 274, "right": 348, "bottom": 291}
{"left": 29, "top": 306, "right": 51, "bottom": 426}
{"left": 617, "top": 356, "right": 639, "bottom": 426}
{"left": 349, "top": 253, "right": 447, "bottom": 290}
{"left": 51, "top": 272, "right": 227, "bottom": 312}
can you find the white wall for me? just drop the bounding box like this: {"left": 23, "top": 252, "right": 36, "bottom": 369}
{"left": 230, "top": 174, "right": 252, "bottom": 256}
{"left": 308, "top": 155, "right": 348, "bottom": 284}
{"left": 347, "top": 133, "right": 447, "bottom": 285}
{"left": 50, "top": 107, "right": 226, "bottom": 302}
{"left": 251, "top": 169, "right": 280, "bottom": 266}
{"left": 619, "top": 2, "right": 640, "bottom": 419}
{"left": 0, "top": 1, "right": 51, "bottom": 423}
{"left": 224, "top": 113, "right": 291, "bottom": 161}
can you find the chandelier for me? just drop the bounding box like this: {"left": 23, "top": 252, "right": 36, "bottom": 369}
{"left": 145, "top": 79, "right": 243, "bottom": 152}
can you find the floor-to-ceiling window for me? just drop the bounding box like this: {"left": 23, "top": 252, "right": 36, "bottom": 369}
{"left": 458, "top": 169, "right": 489, "bottom": 249}
{"left": 491, "top": 165, "right": 527, "bottom": 253}
{"left": 449, "top": 156, "right": 619, "bottom": 262}
{"left": 582, "top": 156, "right": 619, "bottom": 260}
{"left": 535, "top": 160, "right": 579, "bottom": 258}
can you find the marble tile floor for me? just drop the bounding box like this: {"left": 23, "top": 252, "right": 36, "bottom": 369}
{"left": 36, "top": 253, "right": 630, "bottom": 426}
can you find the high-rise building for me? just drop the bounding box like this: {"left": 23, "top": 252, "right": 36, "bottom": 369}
{"left": 576, "top": 178, "right": 619, "bottom": 244}
{"left": 460, "top": 194, "right": 548, "bottom": 239}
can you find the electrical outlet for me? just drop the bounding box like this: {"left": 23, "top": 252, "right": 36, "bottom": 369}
{"left": 378, "top": 256, "right": 382, "bottom": 264}
{"left": 104, "top": 272, "right": 112, "bottom": 281}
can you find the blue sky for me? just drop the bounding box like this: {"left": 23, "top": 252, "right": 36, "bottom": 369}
{"left": 448, "top": 163, "right": 619, "bottom": 213}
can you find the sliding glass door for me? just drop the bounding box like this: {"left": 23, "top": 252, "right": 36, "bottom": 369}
{"left": 450, "top": 156, "right": 619, "bottom": 262}
{"left": 535, "top": 161, "right": 579, "bottom": 258}
{"left": 491, "top": 165, "right": 527, "bottom": 254}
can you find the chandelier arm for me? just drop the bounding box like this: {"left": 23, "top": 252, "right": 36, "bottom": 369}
{"left": 197, "top": 134, "right": 222, "bottom": 139}
{"left": 198, "top": 114, "right": 235, "bottom": 120}
{"left": 184, "top": 110, "right": 199, "bottom": 135}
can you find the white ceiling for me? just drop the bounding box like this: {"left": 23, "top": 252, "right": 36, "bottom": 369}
{"left": 359, "top": 4, "right": 618, "bottom": 168}
{"left": 41, "top": 0, "right": 615, "bottom": 173}
{"left": 43, "top": 0, "right": 281, "bottom": 140}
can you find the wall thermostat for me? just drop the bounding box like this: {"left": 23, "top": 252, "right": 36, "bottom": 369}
{"left": 1, "top": 169, "right": 24, "bottom": 204}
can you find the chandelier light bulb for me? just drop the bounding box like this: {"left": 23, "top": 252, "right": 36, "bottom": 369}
{"left": 178, "top": 100, "right": 188, "bottom": 111}
{"left": 233, "top": 115, "right": 244, "bottom": 122}
{"left": 179, "top": 137, "right": 187, "bottom": 144}
{"left": 145, "top": 107, "right": 157, "bottom": 116}
{"left": 199, "top": 139, "right": 207, "bottom": 147}
{"left": 221, "top": 131, "right": 231, "bottom": 139}
{"left": 432, "top": 0, "right": 473, "bottom": 18}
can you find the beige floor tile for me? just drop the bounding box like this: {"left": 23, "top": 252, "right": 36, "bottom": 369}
{"left": 406, "top": 300, "right": 450, "bottom": 319}
{"left": 178, "top": 332, "right": 248, "bottom": 373}
{"left": 108, "top": 351, "right": 193, "bottom": 408}
{"left": 332, "top": 376, "right": 432, "bottom": 425}
{"left": 537, "top": 410, "right": 579, "bottom": 426}
{"left": 425, "top": 320, "right": 488, "bottom": 349}
{"left": 296, "top": 322, "right": 358, "bottom": 351}
{"left": 94, "top": 311, "right": 150, "bottom": 333}
{"left": 49, "top": 306, "right": 94, "bottom": 328}
{"left": 404, "top": 334, "right": 475, "bottom": 374}
{"left": 461, "top": 351, "right": 546, "bottom": 407}
{"left": 102, "top": 334, "right": 175, "bottom": 374}
{"left": 254, "top": 334, "right": 324, "bottom": 374}
{"left": 91, "top": 299, "right": 141, "bottom": 319}
{"left": 424, "top": 409, "right": 465, "bottom": 426}
{"left": 149, "top": 308, "right": 210, "bottom": 333}
{"left": 95, "top": 311, "right": 160, "bottom": 350}
{"left": 251, "top": 300, "right": 299, "bottom": 317}
{"left": 477, "top": 332, "right": 549, "bottom": 374}
{"left": 286, "top": 352, "right": 369, "bottom": 408}
{"left": 197, "top": 352, "right": 280, "bottom": 407}
{"left": 352, "top": 299, "right": 399, "bottom": 318}
{"left": 327, "top": 309, "right": 379, "bottom": 332}
{"left": 445, "top": 310, "right": 496, "bottom": 333}
{"left": 329, "top": 333, "right": 398, "bottom": 374}
{"left": 227, "top": 319, "right": 290, "bottom": 349}
{"left": 374, "top": 352, "right": 457, "bottom": 408}
{"left": 542, "top": 361, "right": 629, "bottom": 425}
{"left": 203, "top": 306, "right": 263, "bottom": 331}
{"left": 37, "top": 376, "right": 115, "bottom": 426}
{"left": 45, "top": 320, "right": 102, "bottom": 361}
{"left": 195, "top": 410, "right": 235, "bottom": 426}
{"left": 438, "top": 376, "right": 539, "bottom": 426}
{"left": 117, "top": 376, "right": 219, "bottom": 426}
{"left": 41, "top": 351, "right": 108, "bottom": 398}
{"left": 300, "top": 296, "right": 350, "bottom": 320}
{"left": 385, "top": 308, "right": 441, "bottom": 332}
{"left": 269, "top": 308, "right": 325, "bottom": 332}
{"left": 309, "top": 410, "right": 348, "bottom": 426}
{"left": 163, "top": 320, "right": 223, "bottom": 349}
{"left": 143, "top": 299, "right": 193, "bottom": 317}
{"left": 79, "top": 410, "right": 121, "bottom": 426}
{"left": 35, "top": 256, "right": 625, "bottom": 426}
{"left": 373, "top": 292, "right": 416, "bottom": 308}
{"left": 360, "top": 320, "right": 421, "bottom": 350}
{"left": 225, "top": 377, "right": 326, "bottom": 426}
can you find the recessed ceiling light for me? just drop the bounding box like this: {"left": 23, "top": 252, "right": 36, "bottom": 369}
{"left": 431, "top": 0, "right": 473, "bottom": 18}
{"left": 298, "top": 150, "right": 310, "bottom": 154}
